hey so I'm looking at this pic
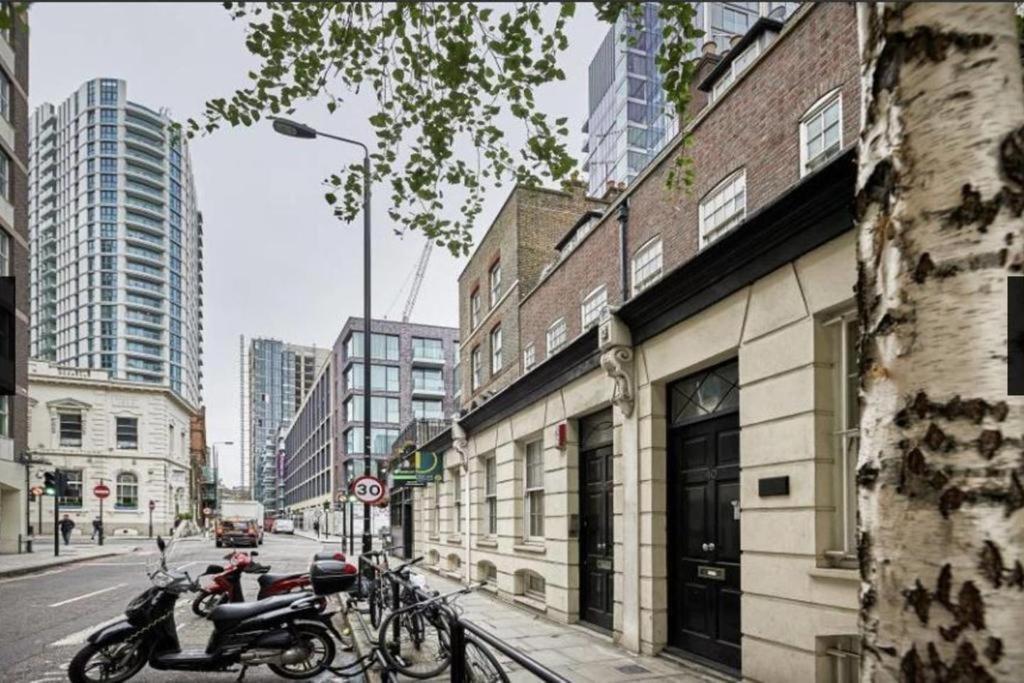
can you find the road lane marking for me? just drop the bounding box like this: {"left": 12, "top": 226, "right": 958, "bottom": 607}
{"left": 50, "top": 615, "right": 125, "bottom": 647}
{"left": 48, "top": 583, "right": 126, "bottom": 607}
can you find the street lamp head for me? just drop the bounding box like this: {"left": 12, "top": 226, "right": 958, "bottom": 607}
{"left": 271, "top": 117, "right": 318, "bottom": 140}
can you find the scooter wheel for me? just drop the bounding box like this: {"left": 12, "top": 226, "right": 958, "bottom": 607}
{"left": 191, "top": 590, "right": 224, "bottom": 617}
{"left": 267, "top": 623, "right": 337, "bottom": 679}
{"left": 68, "top": 640, "right": 146, "bottom": 683}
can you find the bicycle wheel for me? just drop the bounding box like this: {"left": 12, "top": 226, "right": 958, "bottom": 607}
{"left": 465, "top": 635, "right": 510, "bottom": 683}
{"left": 378, "top": 607, "right": 452, "bottom": 679}
{"left": 369, "top": 580, "right": 383, "bottom": 629}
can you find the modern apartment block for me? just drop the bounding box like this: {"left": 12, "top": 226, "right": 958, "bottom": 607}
{"left": 334, "top": 318, "right": 459, "bottom": 489}
{"left": 403, "top": 4, "right": 863, "bottom": 679}
{"left": 0, "top": 9, "right": 29, "bottom": 554}
{"left": 583, "top": 2, "right": 797, "bottom": 196}
{"left": 29, "top": 78, "right": 204, "bottom": 411}
{"left": 243, "top": 337, "right": 328, "bottom": 511}
{"left": 457, "top": 185, "right": 604, "bottom": 411}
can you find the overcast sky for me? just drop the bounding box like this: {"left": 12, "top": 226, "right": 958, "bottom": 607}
{"left": 30, "top": 2, "right": 606, "bottom": 487}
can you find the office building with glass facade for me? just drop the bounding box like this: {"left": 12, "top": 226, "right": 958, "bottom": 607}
{"left": 29, "top": 78, "right": 204, "bottom": 411}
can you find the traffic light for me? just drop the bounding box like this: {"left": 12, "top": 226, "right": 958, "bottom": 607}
{"left": 43, "top": 471, "right": 57, "bottom": 496}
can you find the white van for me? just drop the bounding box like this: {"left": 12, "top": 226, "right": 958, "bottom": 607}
{"left": 274, "top": 518, "right": 295, "bottom": 534}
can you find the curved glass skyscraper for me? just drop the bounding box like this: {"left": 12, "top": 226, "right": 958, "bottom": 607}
{"left": 29, "top": 78, "right": 203, "bottom": 410}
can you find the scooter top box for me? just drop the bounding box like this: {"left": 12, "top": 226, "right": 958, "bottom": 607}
{"left": 309, "top": 560, "right": 358, "bottom": 596}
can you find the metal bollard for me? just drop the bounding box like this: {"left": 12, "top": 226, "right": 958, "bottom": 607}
{"left": 448, "top": 618, "right": 466, "bottom": 682}
{"left": 390, "top": 574, "right": 400, "bottom": 654}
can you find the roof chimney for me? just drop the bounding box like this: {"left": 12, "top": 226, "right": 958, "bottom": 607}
{"left": 601, "top": 181, "right": 623, "bottom": 203}
{"left": 702, "top": 40, "right": 717, "bottom": 56}
{"left": 729, "top": 34, "right": 743, "bottom": 48}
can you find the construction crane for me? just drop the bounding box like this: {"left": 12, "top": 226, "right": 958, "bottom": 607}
{"left": 402, "top": 240, "right": 433, "bottom": 322}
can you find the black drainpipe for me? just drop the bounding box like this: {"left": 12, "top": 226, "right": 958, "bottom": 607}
{"left": 617, "top": 198, "right": 630, "bottom": 302}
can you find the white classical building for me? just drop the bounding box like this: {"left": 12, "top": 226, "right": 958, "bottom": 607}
{"left": 27, "top": 360, "right": 196, "bottom": 536}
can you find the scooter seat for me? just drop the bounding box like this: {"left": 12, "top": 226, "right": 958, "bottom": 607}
{"left": 208, "top": 594, "right": 301, "bottom": 623}
{"left": 256, "top": 572, "right": 305, "bottom": 589}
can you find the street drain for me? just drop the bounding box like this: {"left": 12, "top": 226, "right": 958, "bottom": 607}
{"left": 616, "top": 664, "right": 651, "bottom": 674}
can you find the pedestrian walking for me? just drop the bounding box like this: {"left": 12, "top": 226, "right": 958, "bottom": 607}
{"left": 90, "top": 516, "right": 102, "bottom": 541}
{"left": 313, "top": 519, "right": 320, "bottom": 539}
{"left": 59, "top": 514, "right": 75, "bottom": 546}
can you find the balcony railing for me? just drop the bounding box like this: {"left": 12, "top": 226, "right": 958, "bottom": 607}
{"left": 390, "top": 418, "right": 449, "bottom": 458}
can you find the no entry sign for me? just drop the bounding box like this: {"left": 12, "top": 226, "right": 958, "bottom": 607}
{"left": 148, "top": 500, "right": 156, "bottom": 511}
{"left": 93, "top": 483, "right": 111, "bottom": 499}
{"left": 350, "top": 476, "right": 386, "bottom": 505}
{"left": 30, "top": 485, "right": 43, "bottom": 497}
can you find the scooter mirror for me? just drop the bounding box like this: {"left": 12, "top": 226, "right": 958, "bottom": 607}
{"left": 251, "top": 551, "right": 259, "bottom": 557}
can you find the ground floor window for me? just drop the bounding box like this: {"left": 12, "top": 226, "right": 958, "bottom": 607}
{"left": 524, "top": 440, "right": 544, "bottom": 539}
{"left": 116, "top": 472, "right": 138, "bottom": 509}
{"left": 824, "top": 310, "right": 859, "bottom": 568}
{"left": 518, "top": 570, "right": 545, "bottom": 600}
{"left": 477, "top": 560, "right": 497, "bottom": 583}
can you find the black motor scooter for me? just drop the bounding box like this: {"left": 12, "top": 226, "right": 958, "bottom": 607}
{"left": 67, "top": 536, "right": 355, "bottom": 682}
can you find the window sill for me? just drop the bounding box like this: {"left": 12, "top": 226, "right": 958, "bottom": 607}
{"left": 480, "top": 582, "right": 498, "bottom": 595}
{"left": 809, "top": 567, "right": 859, "bottom": 582}
{"left": 513, "top": 542, "right": 546, "bottom": 555}
{"left": 428, "top": 534, "right": 440, "bottom": 542}
{"left": 476, "top": 538, "right": 498, "bottom": 549}
{"left": 446, "top": 535, "right": 463, "bottom": 545}
{"left": 513, "top": 594, "right": 547, "bottom": 613}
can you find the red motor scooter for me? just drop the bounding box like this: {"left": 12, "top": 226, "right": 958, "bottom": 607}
{"left": 191, "top": 550, "right": 348, "bottom": 616}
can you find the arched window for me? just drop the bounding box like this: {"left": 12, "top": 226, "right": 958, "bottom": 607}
{"left": 477, "top": 560, "right": 497, "bottom": 584}
{"left": 515, "top": 569, "right": 546, "bottom": 600}
{"left": 116, "top": 472, "right": 138, "bottom": 509}
{"left": 428, "top": 550, "right": 440, "bottom": 566}
{"left": 447, "top": 553, "right": 462, "bottom": 571}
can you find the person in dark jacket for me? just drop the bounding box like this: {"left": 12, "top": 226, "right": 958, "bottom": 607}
{"left": 59, "top": 515, "right": 75, "bottom": 545}
{"left": 90, "top": 516, "right": 102, "bottom": 541}
{"left": 312, "top": 519, "right": 320, "bottom": 539}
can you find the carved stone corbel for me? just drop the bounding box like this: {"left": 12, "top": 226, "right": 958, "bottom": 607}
{"left": 601, "top": 346, "right": 635, "bottom": 418}
{"left": 451, "top": 420, "right": 469, "bottom": 471}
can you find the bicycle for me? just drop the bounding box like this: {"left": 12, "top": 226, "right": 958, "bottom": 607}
{"left": 376, "top": 580, "right": 509, "bottom": 682}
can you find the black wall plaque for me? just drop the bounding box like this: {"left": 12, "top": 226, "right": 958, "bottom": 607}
{"left": 758, "top": 476, "right": 790, "bottom": 497}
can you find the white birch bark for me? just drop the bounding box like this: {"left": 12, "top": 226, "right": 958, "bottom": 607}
{"left": 856, "top": 3, "right": 1024, "bottom": 680}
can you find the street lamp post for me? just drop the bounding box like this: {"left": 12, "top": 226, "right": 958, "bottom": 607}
{"left": 272, "top": 117, "right": 374, "bottom": 555}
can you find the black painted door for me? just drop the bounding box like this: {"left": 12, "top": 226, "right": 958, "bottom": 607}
{"left": 668, "top": 411, "right": 741, "bottom": 671}
{"left": 580, "top": 444, "right": 614, "bottom": 631}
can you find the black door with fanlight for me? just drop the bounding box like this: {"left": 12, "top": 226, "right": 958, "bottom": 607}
{"left": 667, "top": 361, "right": 741, "bottom": 672}
{"left": 579, "top": 410, "right": 614, "bottom": 632}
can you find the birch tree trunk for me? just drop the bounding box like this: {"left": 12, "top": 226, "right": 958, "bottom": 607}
{"left": 856, "top": 3, "right": 1024, "bottom": 680}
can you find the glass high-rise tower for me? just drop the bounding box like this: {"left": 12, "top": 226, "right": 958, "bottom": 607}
{"left": 29, "top": 78, "right": 204, "bottom": 409}
{"left": 583, "top": 3, "right": 796, "bottom": 196}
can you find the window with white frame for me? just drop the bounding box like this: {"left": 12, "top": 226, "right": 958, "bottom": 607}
{"left": 825, "top": 311, "right": 859, "bottom": 569}
{"left": 546, "top": 318, "right": 566, "bottom": 355}
{"left": 470, "top": 290, "right": 481, "bottom": 329}
{"left": 116, "top": 417, "right": 138, "bottom": 449}
{"left": 0, "top": 150, "right": 10, "bottom": 201}
{"left": 524, "top": 440, "right": 544, "bottom": 539}
{"left": 484, "top": 456, "right": 497, "bottom": 536}
{"left": 58, "top": 469, "right": 83, "bottom": 507}
{"left": 432, "top": 483, "right": 440, "bottom": 535}
{"left": 523, "top": 570, "right": 546, "bottom": 599}
{"left": 522, "top": 343, "right": 536, "bottom": 371}
{"left": 0, "top": 229, "right": 9, "bottom": 277}
{"left": 581, "top": 285, "right": 608, "bottom": 330}
{"left": 471, "top": 346, "right": 481, "bottom": 391}
{"left": 699, "top": 170, "right": 746, "bottom": 248}
{"left": 453, "top": 468, "right": 463, "bottom": 533}
{"left": 490, "top": 325, "right": 502, "bottom": 374}
{"left": 489, "top": 261, "right": 502, "bottom": 307}
{"left": 801, "top": 90, "right": 842, "bottom": 176}
{"left": 710, "top": 40, "right": 761, "bottom": 102}
{"left": 116, "top": 472, "right": 138, "bottom": 509}
{"left": 0, "top": 396, "right": 9, "bottom": 437}
{"left": 632, "top": 237, "right": 663, "bottom": 295}
{"left": 59, "top": 412, "right": 83, "bottom": 447}
{"left": 0, "top": 70, "right": 9, "bottom": 123}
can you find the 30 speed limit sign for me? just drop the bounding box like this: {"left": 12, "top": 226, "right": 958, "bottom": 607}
{"left": 350, "top": 475, "right": 386, "bottom": 504}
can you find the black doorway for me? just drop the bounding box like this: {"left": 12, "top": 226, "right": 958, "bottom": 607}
{"left": 666, "top": 361, "right": 741, "bottom": 673}
{"left": 579, "top": 410, "right": 614, "bottom": 632}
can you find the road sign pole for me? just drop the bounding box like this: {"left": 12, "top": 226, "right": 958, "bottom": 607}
{"left": 37, "top": 494, "right": 42, "bottom": 544}
{"left": 99, "top": 496, "right": 104, "bottom": 546}
{"left": 53, "top": 493, "right": 59, "bottom": 557}
{"left": 148, "top": 500, "right": 154, "bottom": 539}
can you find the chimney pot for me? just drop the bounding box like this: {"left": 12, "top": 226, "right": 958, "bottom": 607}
{"left": 730, "top": 34, "right": 743, "bottom": 48}
{"left": 702, "top": 40, "right": 717, "bottom": 56}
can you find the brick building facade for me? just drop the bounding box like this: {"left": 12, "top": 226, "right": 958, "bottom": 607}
{"left": 457, "top": 185, "right": 605, "bottom": 409}
{"left": 402, "top": 5, "right": 864, "bottom": 681}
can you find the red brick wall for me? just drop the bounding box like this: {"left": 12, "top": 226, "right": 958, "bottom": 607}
{"left": 518, "top": 3, "right": 860, "bottom": 360}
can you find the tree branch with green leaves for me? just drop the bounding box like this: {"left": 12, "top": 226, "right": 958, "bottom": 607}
{"left": 191, "top": 1, "right": 700, "bottom": 254}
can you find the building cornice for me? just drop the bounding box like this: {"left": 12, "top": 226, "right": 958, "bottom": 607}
{"left": 29, "top": 365, "right": 200, "bottom": 416}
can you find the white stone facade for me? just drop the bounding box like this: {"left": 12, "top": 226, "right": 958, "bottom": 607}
{"left": 27, "top": 360, "right": 195, "bottom": 536}
{"left": 408, "top": 232, "right": 860, "bottom": 681}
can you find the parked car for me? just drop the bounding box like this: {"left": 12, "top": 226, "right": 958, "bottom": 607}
{"left": 274, "top": 519, "right": 295, "bottom": 534}
{"left": 214, "top": 519, "right": 262, "bottom": 547}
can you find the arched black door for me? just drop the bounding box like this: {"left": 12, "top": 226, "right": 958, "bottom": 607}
{"left": 666, "top": 361, "right": 741, "bottom": 672}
